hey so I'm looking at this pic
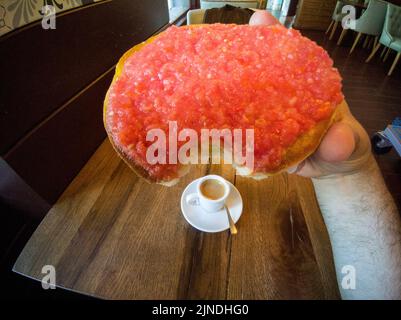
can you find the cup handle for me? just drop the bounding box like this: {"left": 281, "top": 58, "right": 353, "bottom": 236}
{"left": 186, "top": 193, "right": 200, "bottom": 206}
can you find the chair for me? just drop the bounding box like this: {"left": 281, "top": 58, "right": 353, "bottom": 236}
{"left": 200, "top": 1, "right": 260, "bottom": 9}
{"left": 336, "top": 0, "right": 369, "bottom": 45}
{"left": 326, "top": 1, "right": 347, "bottom": 41}
{"left": 366, "top": 3, "right": 401, "bottom": 76}
{"left": 187, "top": 8, "right": 206, "bottom": 24}
{"left": 188, "top": 2, "right": 258, "bottom": 25}
{"left": 347, "top": 0, "right": 387, "bottom": 54}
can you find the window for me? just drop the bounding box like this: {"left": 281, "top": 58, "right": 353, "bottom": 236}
{"left": 168, "top": 0, "right": 191, "bottom": 22}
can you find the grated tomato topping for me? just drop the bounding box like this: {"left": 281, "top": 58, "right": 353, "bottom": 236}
{"left": 106, "top": 24, "right": 343, "bottom": 181}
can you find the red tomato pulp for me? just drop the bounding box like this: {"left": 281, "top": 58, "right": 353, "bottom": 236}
{"left": 105, "top": 24, "right": 343, "bottom": 181}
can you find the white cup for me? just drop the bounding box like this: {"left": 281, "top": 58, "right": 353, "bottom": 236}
{"left": 186, "top": 175, "right": 230, "bottom": 212}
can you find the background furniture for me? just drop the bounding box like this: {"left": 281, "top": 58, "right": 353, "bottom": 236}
{"left": 188, "top": 0, "right": 260, "bottom": 25}
{"left": 335, "top": 0, "right": 370, "bottom": 45}
{"left": 326, "top": 1, "right": 346, "bottom": 40}
{"left": 366, "top": 3, "right": 401, "bottom": 75}
{"left": 347, "top": 0, "right": 387, "bottom": 54}
{"left": 14, "top": 138, "right": 341, "bottom": 299}
{"left": 200, "top": 0, "right": 260, "bottom": 8}
{"left": 293, "top": 0, "right": 338, "bottom": 30}
{"left": 187, "top": 4, "right": 255, "bottom": 24}
{"left": 291, "top": 0, "right": 401, "bottom": 30}
{"left": 187, "top": 8, "right": 207, "bottom": 24}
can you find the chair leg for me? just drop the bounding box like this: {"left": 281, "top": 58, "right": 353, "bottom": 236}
{"left": 388, "top": 52, "right": 401, "bottom": 76}
{"left": 373, "top": 36, "right": 379, "bottom": 49}
{"left": 326, "top": 20, "right": 334, "bottom": 35}
{"left": 368, "top": 37, "right": 374, "bottom": 50}
{"left": 337, "top": 28, "right": 348, "bottom": 46}
{"left": 383, "top": 48, "right": 392, "bottom": 62}
{"left": 363, "top": 35, "right": 370, "bottom": 48}
{"left": 329, "top": 21, "right": 338, "bottom": 40}
{"left": 381, "top": 46, "right": 389, "bottom": 58}
{"left": 350, "top": 32, "right": 362, "bottom": 54}
{"left": 366, "top": 43, "right": 381, "bottom": 63}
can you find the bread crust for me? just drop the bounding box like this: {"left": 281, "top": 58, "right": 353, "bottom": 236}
{"left": 104, "top": 25, "right": 343, "bottom": 185}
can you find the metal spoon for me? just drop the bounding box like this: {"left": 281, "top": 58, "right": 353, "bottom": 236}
{"left": 224, "top": 205, "right": 237, "bottom": 235}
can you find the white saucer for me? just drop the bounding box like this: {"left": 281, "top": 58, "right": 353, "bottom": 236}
{"left": 180, "top": 178, "right": 243, "bottom": 233}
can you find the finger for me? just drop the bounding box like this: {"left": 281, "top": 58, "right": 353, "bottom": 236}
{"left": 249, "top": 11, "right": 280, "bottom": 26}
{"left": 295, "top": 122, "right": 357, "bottom": 178}
{"left": 315, "top": 122, "right": 356, "bottom": 163}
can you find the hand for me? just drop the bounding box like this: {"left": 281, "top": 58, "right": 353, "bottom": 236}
{"left": 249, "top": 11, "right": 372, "bottom": 178}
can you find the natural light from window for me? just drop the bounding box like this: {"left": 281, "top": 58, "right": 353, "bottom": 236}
{"left": 168, "top": 0, "right": 190, "bottom": 22}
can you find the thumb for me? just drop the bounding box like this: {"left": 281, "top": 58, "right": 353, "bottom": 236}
{"left": 249, "top": 11, "right": 280, "bottom": 26}
{"left": 315, "top": 122, "right": 356, "bottom": 163}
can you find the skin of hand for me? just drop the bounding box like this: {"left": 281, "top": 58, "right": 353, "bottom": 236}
{"left": 249, "top": 11, "right": 372, "bottom": 178}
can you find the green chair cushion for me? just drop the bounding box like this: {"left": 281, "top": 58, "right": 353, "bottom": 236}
{"left": 354, "top": 0, "right": 387, "bottom": 36}
{"left": 389, "top": 38, "right": 401, "bottom": 51}
{"left": 388, "top": 4, "right": 401, "bottom": 38}
{"left": 380, "top": 3, "right": 401, "bottom": 52}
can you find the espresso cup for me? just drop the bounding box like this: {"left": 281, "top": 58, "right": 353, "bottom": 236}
{"left": 186, "top": 175, "right": 230, "bottom": 212}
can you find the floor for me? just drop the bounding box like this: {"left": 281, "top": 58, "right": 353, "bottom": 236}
{"left": 1, "top": 28, "right": 400, "bottom": 300}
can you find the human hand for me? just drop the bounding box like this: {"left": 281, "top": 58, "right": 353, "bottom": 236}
{"left": 249, "top": 11, "right": 372, "bottom": 178}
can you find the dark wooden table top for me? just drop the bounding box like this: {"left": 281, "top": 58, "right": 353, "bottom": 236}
{"left": 13, "top": 135, "right": 340, "bottom": 299}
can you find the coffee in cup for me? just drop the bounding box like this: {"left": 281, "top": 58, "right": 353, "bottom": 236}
{"left": 200, "top": 179, "right": 226, "bottom": 200}
{"left": 186, "top": 175, "right": 230, "bottom": 212}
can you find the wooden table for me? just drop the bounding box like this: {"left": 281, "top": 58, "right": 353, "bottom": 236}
{"left": 13, "top": 139, "right": 340, "bottom": 299}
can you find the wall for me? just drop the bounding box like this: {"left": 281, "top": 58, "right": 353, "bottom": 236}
{"left": 0, "top": 0, "right": 170, "bottom": 217}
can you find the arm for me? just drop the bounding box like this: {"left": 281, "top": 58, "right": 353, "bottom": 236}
{"left": 313, "top": 157, "right": 401, "bottom": 300}
{"left": 295, "top": 101, "right": 401, "bottom": 299}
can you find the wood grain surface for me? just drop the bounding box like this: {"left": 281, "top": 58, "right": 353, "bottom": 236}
{"left": 13, "top": 139, "right": 340, "bottom": 299}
